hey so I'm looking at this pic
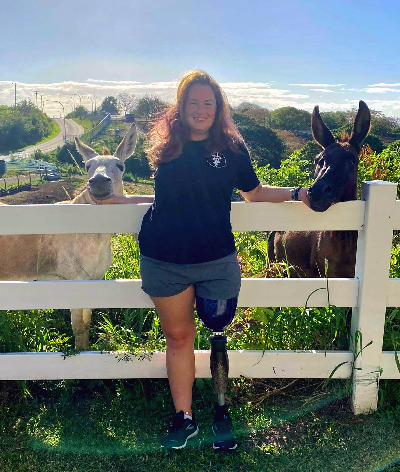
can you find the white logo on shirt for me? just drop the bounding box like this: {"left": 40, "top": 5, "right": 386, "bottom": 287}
{"left": 207, "top": 152, "right": 227, "bottom": 168}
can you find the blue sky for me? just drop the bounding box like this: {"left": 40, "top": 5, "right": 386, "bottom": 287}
{"left": 1, "top": 0, "right": 400, "bottom": 117}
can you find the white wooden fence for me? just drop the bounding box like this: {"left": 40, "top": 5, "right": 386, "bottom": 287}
{"left": 1, "top": 180, "right": 400, "bottom": 415}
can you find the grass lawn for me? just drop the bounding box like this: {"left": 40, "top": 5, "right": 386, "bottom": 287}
{"left": 1, "top": 378, "right": 400, "bottom": 472}
{"left": 71, "top": 117, "right": 101, "bottom": 133}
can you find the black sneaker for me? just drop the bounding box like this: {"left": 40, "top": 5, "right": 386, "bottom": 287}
{"left": 212, "top": 404, "right": 237, "bottom": 451}
{"left": 162, "top": 411, "right": 199, "bottom": 450}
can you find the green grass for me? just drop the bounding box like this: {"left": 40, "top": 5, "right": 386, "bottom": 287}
{"left": 71, "top": 117, "right": 101, "bottom": 133}
{"left": 1, "top": 379, "right": 400, "bottom": 472}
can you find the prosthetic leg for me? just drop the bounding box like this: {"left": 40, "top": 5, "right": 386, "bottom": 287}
{"left": 196, "top": 296, "right": 238, "bottom": 450}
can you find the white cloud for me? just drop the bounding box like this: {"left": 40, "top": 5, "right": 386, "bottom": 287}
{"left": 290, "top": 83, "right": 345, "bottom": 87}
{"left": 87, "top": 79, "right": 141, "bottom": 84}
{"left": 368, "top": 83, "right": 400, "bottom": 87}
{"left": 1, "top": 79, "right": 400, "bottom": 117}
{"left": 364, "top": 87, "right": 400, "bottom": 94}
{"left": 310, "top": 88, "right": 336, "bottom": 93}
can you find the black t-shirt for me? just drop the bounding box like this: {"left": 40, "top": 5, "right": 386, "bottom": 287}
{"left": 138, "top": 140, "right": 260, "bottom": 264}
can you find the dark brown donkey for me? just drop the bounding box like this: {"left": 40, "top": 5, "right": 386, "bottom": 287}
{"left": 268, "top": 100, "right": 371, "bottom": 278}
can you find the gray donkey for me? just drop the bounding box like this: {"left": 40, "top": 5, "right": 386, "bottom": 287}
{"left": 0, "top": 123, "right": 137, "bottom": 349}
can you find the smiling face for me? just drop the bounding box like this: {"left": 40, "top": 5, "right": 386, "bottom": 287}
{"left": 184, "top": 83, "right": 217, "bottom": 140}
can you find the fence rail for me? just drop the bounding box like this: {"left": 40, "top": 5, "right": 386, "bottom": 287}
{"left": 0, "top": 180, "right": 399, "bottom": 415}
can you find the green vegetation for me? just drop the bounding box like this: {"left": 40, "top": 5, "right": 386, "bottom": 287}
{"left": 134, "top": 95, "right": 167, "bottom": 123}
{"left": 66, "top": 106, "right": 89, "bottom": 120}
{"left": 1, "top": 377, "right": 400, "bottom": 472}
{"left": 100, "top": 96, "right": 119, "bottom": 115}
{"left": 233, "top": 112, "right": 286, "bottom": 168}
{"left": 69, "top": 116, "right": 101, "bottom": 133}
{"left": 0, "top": 101, "right": 58, "bottom": 153}
{"left": 269, "top": 106, "right": 311, "bottom": 131}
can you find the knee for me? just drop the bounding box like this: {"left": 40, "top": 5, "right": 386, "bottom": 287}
{"left": 163, "top": 325, "right": 196, "bottom": 348}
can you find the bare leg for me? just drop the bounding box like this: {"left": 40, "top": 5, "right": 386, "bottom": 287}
{"left": 151, "top": 285, "right": 196, "bottom": 415}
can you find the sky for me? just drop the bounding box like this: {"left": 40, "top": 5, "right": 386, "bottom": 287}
{"left": 1, "top": 0, "right": 400, "bottom": 117}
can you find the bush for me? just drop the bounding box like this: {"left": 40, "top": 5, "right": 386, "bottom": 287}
{"left": 233, "top": 112, "right": 286, "bottom": 168}
{"left": 256, "top": 149, "right": 314, "bottom": 188}
{"left": 363, "top": 134, "right": 384, "bottom": 153}
{"left": 0, "top": 101, "right": 55, "bottom": 153}
{"left": 124, "top": 135, "right": 152, "bottom": 179}
{"left": 269, "top": 106, "right": 311, "bottom": 131}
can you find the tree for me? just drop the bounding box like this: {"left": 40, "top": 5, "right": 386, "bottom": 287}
{"left": 124, "top": 135, "right": 152, "bottom": 178}
{"left": 232, "top": 112, "right": 286, "bottom": 168}
{"left": 320, "top": 111, "right": 347, "bottom": 130}
{"left": 101, "top": 96, "right": 119, "bottom": 115}
{"left": 245, "top": 107, "right": 271, "bottom": 127}
{"left": 0, "top": 101, "right": 55, "bottom": 153}
{"left": 117, "top": 93, "right": 137, "bottom": 115}
{"left": 235, "top": 102, "right": 261, "bottom": 113}
{"left": 270, "top": 107, "right": 311, "bottom": 131}
{"left": 74, "top": 106, "right": 88, "bottom": 119}
{"left": 134, "top": 95, "right": 167, "bottom": 123}
{"left": 343, "top": 108, "right": 399, "bottom": 137}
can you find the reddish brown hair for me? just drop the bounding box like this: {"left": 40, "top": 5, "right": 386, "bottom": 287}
{"left": 147, "top": 70, "right": 244, "bottom": 167}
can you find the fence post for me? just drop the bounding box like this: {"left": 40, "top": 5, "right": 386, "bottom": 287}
{"left": 351, "top": 180, "right": 397, "bottom": 415}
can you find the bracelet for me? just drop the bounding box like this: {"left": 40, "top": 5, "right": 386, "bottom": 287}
{"left": 291, "top": 186, "right": 302, "bottom": 201}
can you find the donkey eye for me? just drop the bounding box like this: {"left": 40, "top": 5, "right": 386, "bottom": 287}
{"left": 116, "top": 163, "right": 124, "bottom": 171}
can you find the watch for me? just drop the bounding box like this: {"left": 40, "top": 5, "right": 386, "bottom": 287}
{"left": 291, "top": 186, "right": 302, "bottom": 201}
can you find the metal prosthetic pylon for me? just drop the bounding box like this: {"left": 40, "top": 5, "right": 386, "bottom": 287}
{"left": 209, "top": 332, "right": 229, "bottom": 406}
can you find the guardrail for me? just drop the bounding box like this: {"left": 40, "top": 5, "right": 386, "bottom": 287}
{"left": 0, "top": 180, "right": 399, "bottom": 415}
{"left": 79, "top": 114, "right": 111, "bottom": 142}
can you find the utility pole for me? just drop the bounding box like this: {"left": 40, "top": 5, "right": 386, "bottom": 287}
{"left": 13, "top": 82, "right": 17, "bottom": 106}
{"left": 42, "top": 100, "right": 67, "bottom": 142}
{"left": 34, "top": 91, "right": 39, "bottom": 106}
{"left": 93, "top": 92, "right": 97, "bottom": 116}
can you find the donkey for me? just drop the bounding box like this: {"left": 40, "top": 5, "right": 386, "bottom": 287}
{"left": 0, "top": 123, "right": 137, "bottom": 349}
{"left": 268, "top": 100, "right": 371, "bottom": 278}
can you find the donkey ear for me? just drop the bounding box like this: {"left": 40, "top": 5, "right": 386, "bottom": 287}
{"left": 114, "top": 122, "right": 137, "bottom": 162}
{"left": 311, "top": 105, "right": 335, "bottom": 149}
{"left": 348, "top": 100, "right": 371, "bottom": 152}
{"left": 74, "top": 138, "right": 98, "bottom": 162}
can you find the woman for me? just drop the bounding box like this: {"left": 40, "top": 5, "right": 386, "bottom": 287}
{"left": 91, "top": 70, "right": 310, "bottom": 451}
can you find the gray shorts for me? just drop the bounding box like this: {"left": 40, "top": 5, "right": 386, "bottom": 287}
{"left": 140, "top": 252, "right": 241, "bottom": 299}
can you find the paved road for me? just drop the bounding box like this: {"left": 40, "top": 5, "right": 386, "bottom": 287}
{"left": 0, "top": 118, "right": 84, "bottom": 161}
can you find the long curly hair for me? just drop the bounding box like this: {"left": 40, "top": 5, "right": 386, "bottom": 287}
{"left": 147, "top": 70, "right": 244, "bottom": 167}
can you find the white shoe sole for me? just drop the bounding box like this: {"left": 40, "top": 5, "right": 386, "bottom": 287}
{"left": 170, "top": 427, "right": 199, "bottom": 450}
{"left": 212, "top": 424, "right": 237, "bottom": 450}
{"left": 212, "top": 442, "right": 238, "bottom": 451}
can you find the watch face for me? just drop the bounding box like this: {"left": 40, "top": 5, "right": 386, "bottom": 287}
{"left": 206, "top": 152, "right": 227, "bottom": 168}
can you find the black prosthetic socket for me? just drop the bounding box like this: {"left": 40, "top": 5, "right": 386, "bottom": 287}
{"left": 196, "top": 296, "right": 237, "bottom": 407}
{"left": 195, "top": 296, "right": 237, "bottom": 332}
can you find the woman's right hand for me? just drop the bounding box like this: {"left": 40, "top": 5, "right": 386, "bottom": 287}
{"left": 298, "top": 187, "right": 311, "bottom": 208}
